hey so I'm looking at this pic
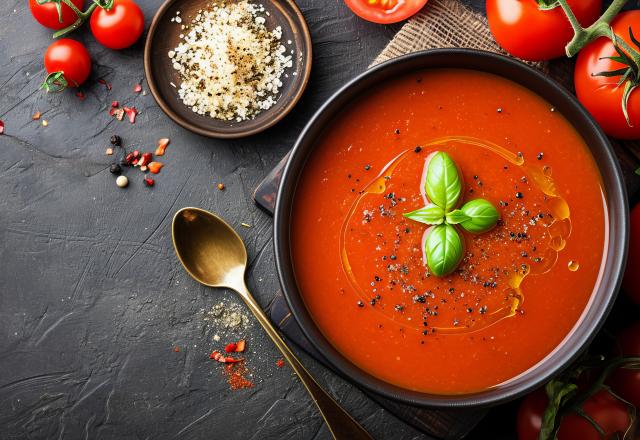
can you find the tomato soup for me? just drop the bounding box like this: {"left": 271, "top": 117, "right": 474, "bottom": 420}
{"left": 290, "top": 69, "right": 608, "bottom": 394}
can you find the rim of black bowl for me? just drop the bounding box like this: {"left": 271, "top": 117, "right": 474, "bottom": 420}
{"left": 274, "top": 49, "right": 629, "bottom": 408}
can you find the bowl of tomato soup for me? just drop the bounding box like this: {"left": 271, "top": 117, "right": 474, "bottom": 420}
{"left": 274, "top": 50, "right": 628, "bottom": 407}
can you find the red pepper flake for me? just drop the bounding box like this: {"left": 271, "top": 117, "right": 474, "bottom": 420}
{"left": 235, "top": 339, "right": 246, "bottom": 353}
{"left": 98, "top": 78, "right": 112, "bottom": 90}
{"left": 133, "top": 84, "right": 142, "bottom": 93}
{"left": 76, "top": 91, "right": 86, "bottom": 100}
{"left": 110, "top": 107, "right": 125, "bottom": 121}
{"left": 155, "top": 138, "right": 169, "bottom": 156}
{"left": 111, "top": 101, "right": 119, "bottom": 108}
{"left": 123, "top": 106, "right": 138, "bottom": 124}
{"left": 224, "top": 363, "right": 254, "bottom": 390}
{"left": 0, "top": 120, "right": 4, "bottom": 135}
{"left": 210, "top": 350, "right": 222, "bottom": 361}
{"left": 144, "top": 177, "right": 155, "bottom": 187}
{"left": 32, "top": 111, "right": 41, "bottom": 120}
{"left": 173, "top": 346, "right": 180, "bottom": 352}
{"left": 225, "top": 342, "right": 237, "bottom": 353}
{"left": 276, "top": 359, "right": 285, "bottom": 368}
{"left": 148, "top": 161, "right": 164, "bottom": 174}
{"left": 125, "top": 152, "right": 135, "bottom": 165}
{"left": 224, "top": 356, "right": 244, "bottom": 363}
{"left": 139, "top": 152, "right": 152, "bottom": 167}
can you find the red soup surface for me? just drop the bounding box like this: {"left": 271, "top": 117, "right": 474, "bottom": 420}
{"left": 291, "top": 69, "right": 608, "bottom": 394}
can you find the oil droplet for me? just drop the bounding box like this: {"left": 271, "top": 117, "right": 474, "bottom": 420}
{"left": 543, "top": 165, "right": 552, "bottom": 177}
{"left": 550, "top": 235, "right": 566, "bottom": 251}
{"left": 568, "top": 260, "right": 580, "bottom": 271}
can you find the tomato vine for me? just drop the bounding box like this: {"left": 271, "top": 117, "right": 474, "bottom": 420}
{"left": 35, "top": 0, "right": 114, "bottom": 38}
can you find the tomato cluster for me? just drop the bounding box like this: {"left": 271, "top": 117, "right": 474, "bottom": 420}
{"left": 488, "top": 1, "right": 640, "bottom": 140}
{"left": 32, "top": 0, "right": 144, "bottom": 90}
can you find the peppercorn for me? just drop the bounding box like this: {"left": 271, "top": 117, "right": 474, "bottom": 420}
{"left": 109, "top": 163, "right": 122, "bottom": 175}
{"left": 110, "top": 135, "right": 122, "bottom": 146}
{"left": 515, "top": 192, "right": 523, "bottom": 199}
{"left": 537, "top": 152, "right": 544, "bottom": 160}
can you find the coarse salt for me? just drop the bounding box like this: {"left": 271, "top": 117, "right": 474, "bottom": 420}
{"left": 168, "top": 1, "right": 293, "bottom": 121}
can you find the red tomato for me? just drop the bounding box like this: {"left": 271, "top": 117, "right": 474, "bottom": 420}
{"left": 487, "top": 0, "right": 602, "bottom": 61}
{"left": 29, "top": 0, "right": 84, "bottom": 30}
{"left": 344, "top": 0, "right": 428, "bottom": 24}
{"left": 517, "top": 388, "right": 634, "bottom": 440}
{"left": 609, "top": 321, "right": 640, "bottom": 408}
{"left": 43, "top": 39, "right": 91, "bottom": 89}
{"left": 90, "top": 0, "right": 145, "bottom": 50}
{"left": 622, "top": 204, "right": 640, "bottom": 303}
{"left": 575, "top": 11, "right": 640, "bottom": 139}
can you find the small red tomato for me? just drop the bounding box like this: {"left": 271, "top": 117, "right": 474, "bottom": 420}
{"left": 90, "top": 0, "right": 145, "bottom": 50}
{"left": 518, "top": 388, "right": 634, "bottom": 440}
{"left": 29, "top": 0, "right": 84, "bottom": 30}
{"left": 344, "top": 0, "right": 428, "bottom": 24}
{"left": 609, "top": 321, "right": 640, "bottom": 408}
{"left": 487, "top": 0, "right": 602, "bottom": 61}
{"left": 43, "top": 39, "right": 92, "bottom": 90}
{"left": 622, "top": 203, "right": 640, "bottom": 303}
{"left": 575, "top": 11, "right": 640, "bottom": 139}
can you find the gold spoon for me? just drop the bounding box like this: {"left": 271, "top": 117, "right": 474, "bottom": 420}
{"left": 172, "top": 207, "right": 372, "bottom": 440}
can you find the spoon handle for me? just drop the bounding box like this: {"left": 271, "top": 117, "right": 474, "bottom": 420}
{"left": 237, "top": 283, "right": 373, "bottom": 440}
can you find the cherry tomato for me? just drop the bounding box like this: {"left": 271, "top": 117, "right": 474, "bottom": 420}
{"left": 517, "top": 388, "right": 634, "bottom": 440}
{"left": 344, "top": 0, "right": 428, "bottom": 24}
{"left": 487, "top": 0, "right": 602, "bottom": 61}
{"left": 622, "top": 203, "right": 640, "bottom": 303}
{"left": 90, "top": 0, "right": 145, "bottom": 50}
{"left": 575, "top": 11, "right": 640, "bottom": 139}
{"left": 29, "top": 0, "right": 84, "bottom": 30}
{"left": 43, "top": 39, "right": 91, "bottom": 89}
{"left": 609, "top": 321, "right": 640, "bottom": 408}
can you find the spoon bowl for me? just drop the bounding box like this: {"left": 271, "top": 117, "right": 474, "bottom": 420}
{"left": 171, "top": 207, "right": 372, "bottom": 440}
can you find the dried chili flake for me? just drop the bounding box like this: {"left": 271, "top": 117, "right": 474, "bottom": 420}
{"left": 76, "top": 91, "right": 86, "bottom": 100}
{"left": 224, "top": 362, "right": 253, "bottom": 390}
{"left": 134, "top": 84, "right": 142, "bottom": 93}
{"left": 139, "top": 152, "right": 152, "bottom": 167}
{"left": 98, "top": 78, "right": 112, "bottom": 90}
{"left": 32, "top": 111, "right": 41, "bottom": 120}
{"left": 110, "top": 107, "right": 125, "bottom": 121}
{"left": 155, "top": 138, "right": 169, "bottom": 156}
{"left": 111, "top": 101, "right": 119, "bottom": 108}
{"left": 144, "top": 177, "right": 155, "bottom": 187}
{"left": 225, "top": 342, "right": 237, "bottom": 353}
{"left": 276, "top": 359, "right": 285, "bottom": 368}
{"left": 210, "top": 350, "right": 222, "bottom": 361}
{"left": 173, "top": 346, "right": 180, "bottom": 352}
{"left": 0, "top": 120, "right": 4, "bottom": 135}
{"left": 123, "top": 106, "right": 138, "bottom": 124}
{"left": 147, "top": 161, "right": 164, "bottom": 174}
{"left": 224, "top": 356, "right": 244, "bottom": 363}
{"left": 235, "top": 339, "right": 246, "bottom": 353}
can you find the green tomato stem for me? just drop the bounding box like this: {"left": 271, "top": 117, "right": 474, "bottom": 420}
{"left": 558, "top": 0, "right": 629, "bottom": 57}
{"left": 52, "top": 0, "right": 98, "bottom": 39}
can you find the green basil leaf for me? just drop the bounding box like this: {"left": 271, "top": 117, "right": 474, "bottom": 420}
{"left": 459, "top": 199, "right": 500, "bottom": 234}
{"left": 425, "top": 224, "right": 463, "bottom": 277}
{"left": 445, "top": 209, "right": 469, "bottom": 225}
{"left": 539, "top": 379, "right": 579, "bottom": 440}
{"left": 403, "top": 204, "right": 445, "bottom": 225}
{"left": 425, "top": 151, "right": 462, "bottom": 211}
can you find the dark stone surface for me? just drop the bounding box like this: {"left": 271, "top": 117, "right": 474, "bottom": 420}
{"left": 0, "top": 1, "right": 482, "bottom": 439}
{"left": 4, "top": 1, "right": 635, "bottom": 440}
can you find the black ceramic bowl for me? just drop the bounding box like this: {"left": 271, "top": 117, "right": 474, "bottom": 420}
{"left": 274, "top": 49, "right": 629, "bottom": 408}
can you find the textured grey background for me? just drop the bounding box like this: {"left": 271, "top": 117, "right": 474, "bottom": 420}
{"left": 0, "top": 1, "right": 603, "bottom": 439}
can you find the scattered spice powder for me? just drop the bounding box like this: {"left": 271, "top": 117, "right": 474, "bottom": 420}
{"left": 224, "top": 362, "right": 254, "bottom": 390}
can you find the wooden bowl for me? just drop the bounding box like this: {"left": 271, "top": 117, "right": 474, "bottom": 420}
{"left": 144, "top": 0, "right": 312, "bottom": 139}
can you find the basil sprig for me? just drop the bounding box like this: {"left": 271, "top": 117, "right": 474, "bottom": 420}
{"left": 403, "top": 151, "right": 500, "bottom": 276}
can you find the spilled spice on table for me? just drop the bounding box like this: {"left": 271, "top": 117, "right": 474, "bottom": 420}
{"left": 224, "top": 362, "right": 254, "bottom": 390}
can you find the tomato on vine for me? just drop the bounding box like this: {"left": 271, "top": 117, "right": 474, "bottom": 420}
{"left": 575, "top": 11, "right": 640, "bottom": 139}
{"left": 486, "top": 0, "right": 602, "bottom": 62}
{"left": 29, "top": 0, "right": 84, "bottom": 30}
{"left": 90, "top": 0, "right": 145, "bottom": 50}
{"left": 42, "top": 39, "right": 91, "bottom": 91}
